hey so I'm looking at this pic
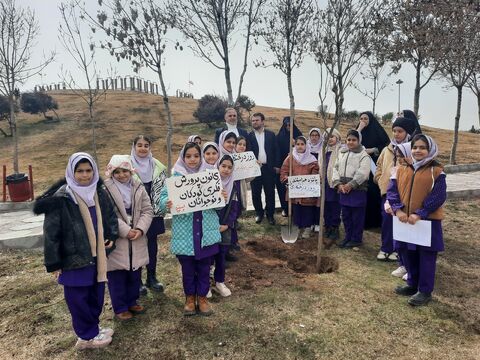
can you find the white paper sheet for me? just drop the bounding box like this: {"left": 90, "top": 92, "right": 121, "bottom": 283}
{"left": 231, "top": 151, "right": 261, "bottom": 180}
{"left": 392, "top": 217, "right": 431, "bottom": 247}
{"left": 166, "top": 170, "right": 225, "bottom": 215}
{"left": 288, "top": 174, "right": 321, "bottom": 198}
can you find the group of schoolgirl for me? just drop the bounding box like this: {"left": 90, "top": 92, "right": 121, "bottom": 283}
{"left": 283, "top": 118, "right": 446, "bottom": 307}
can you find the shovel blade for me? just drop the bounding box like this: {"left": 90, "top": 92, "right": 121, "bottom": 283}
{"left": 281, "top": 224, "right": 299, "bottom": 243}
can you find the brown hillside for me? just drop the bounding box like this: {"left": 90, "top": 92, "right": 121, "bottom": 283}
{"left": 1, "top": 90, "right": 479, "bottom": 194}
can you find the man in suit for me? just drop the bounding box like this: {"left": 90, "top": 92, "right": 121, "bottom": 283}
{"left": 214, "top": 107, "right": 249, "bottom": 144}
{"left": 248, "top": 112, "right": 277, "bottom": 225}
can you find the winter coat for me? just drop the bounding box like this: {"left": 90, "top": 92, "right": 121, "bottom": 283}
{"left": 332, "top": 146, "right": 370, "bottom": 191}
{"left": 104, "top": 178, "right": 153, "bottom": 272}
{"left": 280, "top": 155, "right": 320, "bottom": 206}
{"left": 159, "top": 172, "right": 221, "bottom": 256}
{"left": 374, "top": 144, "right": 395, "bottom": 196}
{"left": 132, "top": 157, "right": 167, "bottom": 217}
{"left": 33, "top": 179, "right": 119, "bottom": 273}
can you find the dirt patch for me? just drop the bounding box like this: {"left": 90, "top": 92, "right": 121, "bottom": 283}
{"left": 225, "top": 235, "right": 339, "bottom": 295}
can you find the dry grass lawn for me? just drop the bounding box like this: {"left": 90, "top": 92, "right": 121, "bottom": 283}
{"left": 0, "top": 199, "right": 479, "bottom": 360}
{"left": 0, "top": 90, "right": 479, "bottom": 194}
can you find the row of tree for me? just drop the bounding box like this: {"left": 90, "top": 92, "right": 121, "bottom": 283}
{"left": 1, "top": 0, "right": 480, "bottom": 174}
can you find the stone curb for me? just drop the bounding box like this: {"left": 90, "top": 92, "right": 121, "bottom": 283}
{"left": 447, "top": 189, "right": 480, "bottom": 200}
{"left": 444, "top": 163, "right": 480, "bottom": 174}
{"left": 0, "top": 201, "right": 34, "bottom": 213}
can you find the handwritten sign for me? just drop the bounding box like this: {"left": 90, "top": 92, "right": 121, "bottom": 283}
{"left": 166, "top": 170, "right": 225, "bottom": 215}
{"left": 393, "top": 217, "right": 432, "bottom": 247}
{"left": 231, "top": 151, "right": 261, "bottom": 180}
{"left": 288, "top": 175, "right": 321, "bottom": 198}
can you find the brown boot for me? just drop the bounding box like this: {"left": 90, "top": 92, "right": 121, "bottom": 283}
{"left": 197, "top": 296, "right": 213, "bottom": 316}
{"left": 115, "top": 311, "right": 133, "bottom": 321}
{"left": 128, "top": 304, "right": 146, "bottom": 314}
{"left": 183, "top": 295, "right": 196, "bottom": 316}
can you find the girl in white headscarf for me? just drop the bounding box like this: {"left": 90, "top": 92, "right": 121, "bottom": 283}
{"left": 130, "top": 135, "right": 167, "bottom": 294}
{"left": 104, "top": 155, "right": 153, "bottom": 321}
{"left": 280, "top": 136, "right": 320, "bottom": 239}
{"left": 33, "top": 153, "right": 118, "bottom": 350}
{"left": 387, "top": 134, "right": 446, "bottom": 307}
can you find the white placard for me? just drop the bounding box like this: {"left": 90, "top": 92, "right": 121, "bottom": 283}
{"left": 231, "top": 151, "right": 261, "bottom": 181}
{"left": 392, "top": 217, "right": 432, "bottom": 247}
{"left": 166, "top": 170, "right": 225, "bottom": 215}
{"left": 288, "top": 175, "right": 321, "bottom": 198}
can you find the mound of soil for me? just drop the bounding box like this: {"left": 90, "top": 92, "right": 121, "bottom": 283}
{"left": 226, "top": 235, "right": 338, "bottom": 293}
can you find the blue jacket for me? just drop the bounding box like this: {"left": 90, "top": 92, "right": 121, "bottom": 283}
{"left": 159, "top": 172, "right": 221, "bottom": 256}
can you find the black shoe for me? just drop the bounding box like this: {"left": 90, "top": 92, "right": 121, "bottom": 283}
{"left": 395, "top": 285, "right": 417, "bottom": 296}
{"left": 255, "top": 215, "right": 264, "bottom": 224}
{"left": 231, "top": 243, "right": 241, "bottom": 252}
{"left": 146, "top": 271, "right": 165, "bottom": 292}
{"left": 408, "top": 292, "right": 432, "bottom": 306}
{"left": 225, "top": 252, "right": 239, "bottom": 262}
{"left": 330, "top": 227, "right": 339, "bottom": 241}
{"left": 343, "top": 240, "right": 362, "bottom": 248}
{"left": 267, "top": 217, "right": 275, "bottom": 225}
{"left": 139, "top": 284, "right": 148, "bottom": 296}
{"left": 323, "top": 226, "right": 332, "bottom": 237}
{"left": 337, "top": 238, "right": 349, "bottom": 248}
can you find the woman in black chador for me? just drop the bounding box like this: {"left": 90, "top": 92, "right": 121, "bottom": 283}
{"left": 275, "top": 116, "right": 303, "bottom": 216}
{"left": 357, "top": 111, "right": 390, "bottom": 229}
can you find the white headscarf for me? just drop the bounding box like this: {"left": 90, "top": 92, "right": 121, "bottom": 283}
{"left": 412, "top": 135, "right": 438, "bottom": 171}
{"left": 308, "top": 128, "right": 323, "bottom": 154}
{"left": 188, "top": 135, "right": 201, "bottom": 143}
{"left": 173, "top": 143, "right": 207, "bottom": 175}
{"left": 130, "top": 143, "right": 155, "bottom": 183}
{"left": 106, "top": 155, "right": 134, "bottom": 209}
{"left": 293, "top": 136, "right": 317, "bottom": 165}
{"left": 218, "top": 155, "right": 235, "bottom": 203}
{"left": 65, "top": 152, "right": 99, "bottom": 207}
{"left": 202, "top": 141, "right": 220, "bottom": 169}
{"left": 218, "top": 130, "right": 237, "bottom": 157}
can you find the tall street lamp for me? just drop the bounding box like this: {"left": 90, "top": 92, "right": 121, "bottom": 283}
{"left": 396, "top": 79, "right": 403, "bottom": 113}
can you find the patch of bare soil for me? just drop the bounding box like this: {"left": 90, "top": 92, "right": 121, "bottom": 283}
{"left": 226, "top": 235, "right": 338, "bottom": 294}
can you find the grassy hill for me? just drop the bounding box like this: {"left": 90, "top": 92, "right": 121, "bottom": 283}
{"left": 1, "top": 90, "right": 479, "bottom": 193}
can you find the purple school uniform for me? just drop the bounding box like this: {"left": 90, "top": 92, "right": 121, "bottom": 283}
{"left": 380, "top": 196, "right": 394, "bottom": 254}
{"left": 387, "top": 174, "right": 446, "bottom": 293}
{"left": 143, "top": 181, "right": 165, "bottom": 272}
{"left": 323, "top": 151, "right": 341, "bottom": 227}
{"left": 339, "top": 190, "right": 367, "bottom": 244}
{"left": 177, "top": 211, "right": 219, "bottom": 296}
{"left": 293, "top": 203, "right": 315, "bottom": 228}
{"left": 214, "top": 192, "right": 241, "bottom": 283}
{"left": 107, "top": 207, "right": 142, "bottom": 314}
{"left": 60, "top": 206, "right": 104, "bottom": 341}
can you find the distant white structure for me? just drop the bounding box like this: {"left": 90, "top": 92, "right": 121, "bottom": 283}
{"left": 35, "top": 76, "right": 160, "bottom": 95}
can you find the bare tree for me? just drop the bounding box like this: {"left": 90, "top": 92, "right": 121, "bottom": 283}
{"left": 167, "top": 0, "right": 266, "bottom": 105}
{"left": 467, "top": 72, "right": 480, "bottom": 128}
{"left": 311, "top": 0, "right": 387, "bottom": 271}
{"left": 317, "top": 65, "right": 331, "bottom": 119}
{"left": 381, "top": 0, "right": 442, "bottom": 116}
{"left": 353, "top": 58, "right": 389, "bottom": 115}
{"left": 82, "top": 0, "right": 178, "bottom": 172}
{"left": 434, "top": 1, "right": 480, "bottom": 164}
{"left": 0, "top": 0, "right": 54, "bottom": 173}
{"left": 59, "top": 1, "right": 106, "bottom": 160}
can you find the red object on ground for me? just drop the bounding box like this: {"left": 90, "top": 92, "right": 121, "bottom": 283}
{"left": 6, "top": 173, "right": 31, "bottom": 202}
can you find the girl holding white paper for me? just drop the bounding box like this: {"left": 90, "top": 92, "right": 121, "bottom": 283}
{"left": 280, "top": 136, "right": 320, "bottom": 239}
{"left": 159, "top": 143, "right": 223, "bottom": 316}
{"left": 374, "top": 117, "right": 416, "bottom": 263}
{"left": 387, "top": 134, "right": 446, "bottom": 306}
{"left": 332, "top": 130, "right": 371, "bottom": 248}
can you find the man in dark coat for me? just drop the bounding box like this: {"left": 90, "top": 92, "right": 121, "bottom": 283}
{"left": 247, "top": 112, "right": 277, "bottom": 225}
{"left": 214, "top": 107, "right": 249, "bottom": 144}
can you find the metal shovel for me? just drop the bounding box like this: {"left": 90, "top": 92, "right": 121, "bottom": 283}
{"left": 281, "top": 115, "right": 299, "bottom": 243}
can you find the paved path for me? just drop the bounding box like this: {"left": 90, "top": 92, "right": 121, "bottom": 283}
{"left": 1, "top": 171, "right": 479, "bottom": 250}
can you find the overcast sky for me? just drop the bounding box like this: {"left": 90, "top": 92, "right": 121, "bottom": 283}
{"left": 15, "top": 0, "right": 480, "bottom": 131}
